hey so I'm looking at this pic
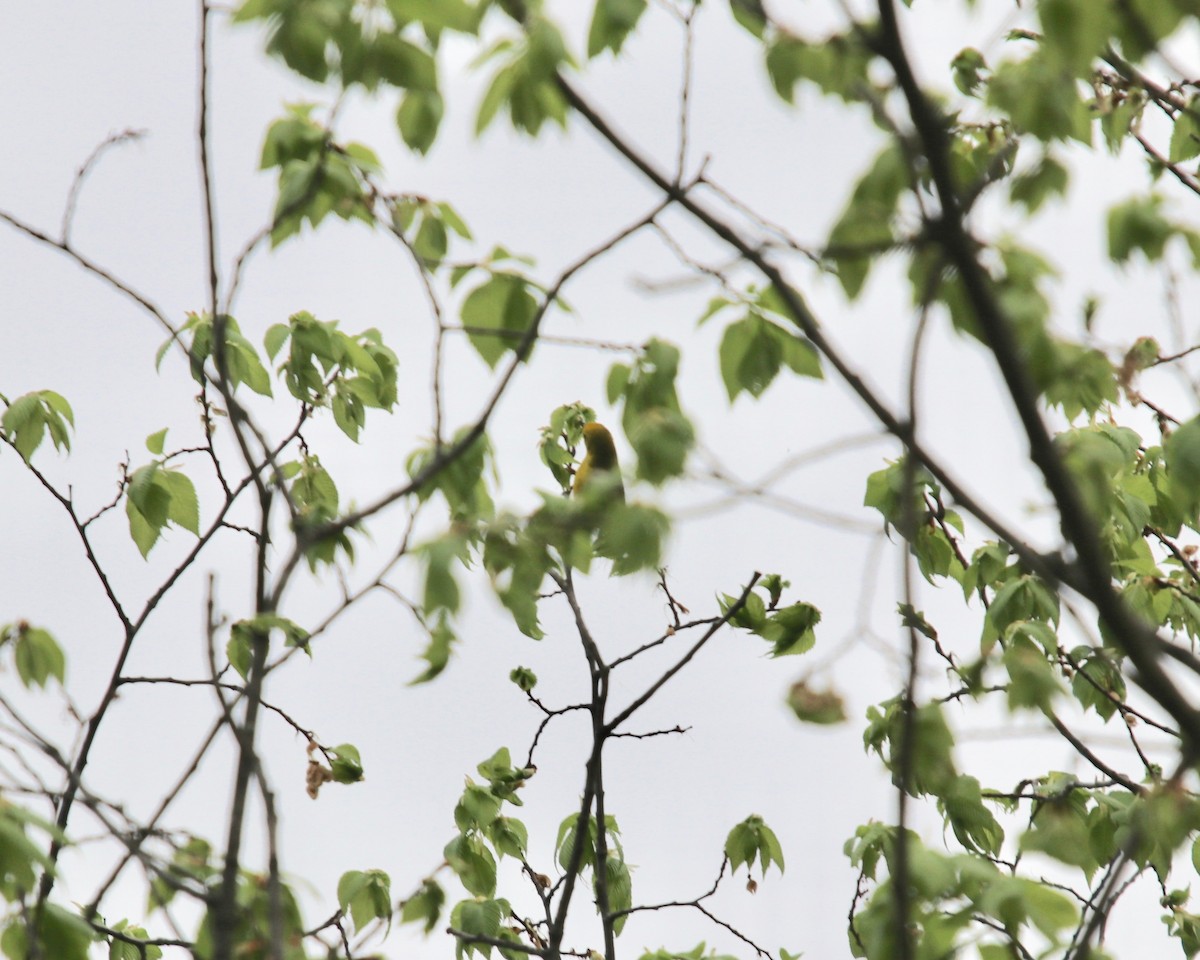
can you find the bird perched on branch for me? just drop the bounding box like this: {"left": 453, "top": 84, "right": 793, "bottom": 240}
{"left": 572, "top": 422, "right": 625, "bottom": 505}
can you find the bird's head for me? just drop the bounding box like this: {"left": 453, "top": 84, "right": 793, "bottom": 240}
{"left": 581, "top": 422, "right": 618, "bottom": 467}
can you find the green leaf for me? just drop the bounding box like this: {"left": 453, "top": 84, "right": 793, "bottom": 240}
{"left": 1108, "top": 194, "right": 1174, "bottom": 263}
{"left": 762, "top": 602, "right": 820, "bottom": 657}
{"left": 420, "top": 532, "right": 467, "bottom": 615}
{"left": 765, "top": 32, "right": 871, "bottom": 104}
{"left": 162, "top": 469, "right": 200, "bottom": 535}
{"left": 556, "top": 813, "right": 598, "bottom": 874}
{"left": 225, "top": 626, "right": 253, "bottom": 680}
{"left": 826, "top": 143, "right": 908, "bottom": 298}
{"left": 724, "top": 814, "right": 784, "bottom": 876}
{"left": 397, "top": 89, "right": 445, "bottom": 154}
{"left": 107, "top": 921, "right": 163, "bottom": 960}
{"left": 8, "top": 624, "right": 66, "bottom": 689}
{"left": 1041, "top": 341, "right": 1117, "bottom": 421}
{"left": 123, "top": 463, "right": 200, "bottom": 557}
{"left": 3, "top": 903, "right": 94, "bottom": 960}
{"left": 729, "top": 0, "right": 766, "bottom": 37}
{"left": 476, "top": 60, "right": 516, "bottom": 136}
{"left": 1113, "top": 0, "right": 1192, "bottom": 60}
{"left": 386, "top": 0, "right": 479, "bottom": 33}
{"left": 939, "top": 775, "right": 1004, "bottom": 855}
{"left": 263, "top": 118, "right": 376, "bottom": 244}
{"left": 145, "top": 428, "right": 168, "bottom": 455}
{"left": 264, "top": 322, "right": 291, "bottom": 360}
{"left": 606, "top": 363, "right": 631, "bottom": 404}
{"left": 127, "top": 464, "right": 170, "bottom": 527}
{"left": 0, "top": 798, "right": 62, "bottom": 908}
{"left": 450, "top": 898, "right": 507, "bottom": 959}
{"left": 596, "top": 856, "right": 633, "bottom": 934}
{"left": 400, "top": 879, "right": 445, "bottom": 934}
{"left": 984, "top": 575, "right": 1060, "bottom": 650}
{"left": 587, "top": 0, "right": 647, "bottom": 58}
{"left": 126, "top": 490, "right": 164, "bottom": 558}
{"left": 330, "top": 743, "right": 365, "bottom": 784}
{"left": 338, "top": 869, "right": 392, "bottom": 932}
{"left": 951, "top": 47, "right": 987, "bottom": 96}
{"left": 722, "top": 587, "right": 767, "bottom": 634}
{"left": 475, "top": 19, "right": 573, "bottom": 137}
{"left": 371, "top": 33, "right": 437, "bottom": 91}
{"left": 2, "top": 390, "right": 75, "bottom": 462}
{"left": 412, "top": 614, "right": 456, "bottom": 684}
{"left": 719, "top": 314, "right": 781, "bottom": 401}
{"left": 509, "top": 666, "right": 538, "bottom": 693}
{"left": 1070, "top": 647, "right": 1126, "bottom": 721}
{"left": 437, "top": 202, "right": 472, "bottom": 240}
{"left": 235, "top": 614, "right": 310, "bottom": 654}
{"left": 988, "top": 51, "right": 1092, "bottom": 144}
{"left": 454, "top": 783, "right": 503, "bottom": 832}
{"left": 596, "top": 503, "right": 671, "bottom": 575}
{"left": 461, "top": 273, "right": 539, "bottom": 368}
{"left": 1020, "top": 797, "right": 1096, "bottom": 872}
{"left": 1171, "top": 98, "right": 1200, "bottom": 162}
{"left": 882, "top": 701, "right": 958, "bottom": 797}
{"left": 444, "top": 833, "right": 497, "bottom": 897}
{"left": 626, "top": 408, "right": 694, "bottom": 486}
{"left": 488, "top": 816, "right": 529, "bottom": 860}
{"left": 1020, "top": 880, "right": 1079, "bottom": 937}
{"left": 228, "top": 338, "right": 273, "bottom": 397}
{"left": 1003, "top": 636, "right": 1063, "bottom": 712}
{"left": 1166, "top": 415, "right": 1200, "bottom": 517}
{"left": 1038, "top": 0, "right": 1113, "bottom": 76}
{"left": 483, "top": 519, "right": 548, "bottom": 638}
{"left": 1010, "top": 155, "right": 1069, "bottom": 212}
{"left": 414, "top": 215, "right": 449, "bottom": 270}
{"left": 408, "top": 427, "right": 494, "bottom": 521}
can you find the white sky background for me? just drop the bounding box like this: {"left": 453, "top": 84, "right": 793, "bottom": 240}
{"left": 2, "top": 1, "right": 1200, "bottom": 958}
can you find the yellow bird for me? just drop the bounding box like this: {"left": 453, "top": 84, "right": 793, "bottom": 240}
{"left": 572, "top": 422, "right": 625, "bottom": 504}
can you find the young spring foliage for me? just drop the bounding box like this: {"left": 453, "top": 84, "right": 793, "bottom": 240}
{"left": 11, "top": 1, "right": 1200, "bottom": 959}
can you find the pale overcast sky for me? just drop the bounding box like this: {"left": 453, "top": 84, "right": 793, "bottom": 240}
{"left": 2, "top": 2, "right": 1198, "bottom": 958}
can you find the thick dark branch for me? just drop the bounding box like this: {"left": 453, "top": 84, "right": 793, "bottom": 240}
{"left": 873, "top": 0, "right": 1200, "bottom": 749}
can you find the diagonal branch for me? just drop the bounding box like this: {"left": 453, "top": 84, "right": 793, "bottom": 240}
{"left": 553, "top": 74, "right": 1079, "bottom": 600}
{"left": 872, "top": 0, "right": 1200, "bottom": 749}
{"left": 606, "top": 573, "right": 761, "bottom": 734}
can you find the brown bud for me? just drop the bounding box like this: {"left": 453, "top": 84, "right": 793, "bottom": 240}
{"left": 306, "top": 759, "right": 334, "bottom": 799}
{"left": 746, "top": 878, "right": 758, "bottom": 894}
